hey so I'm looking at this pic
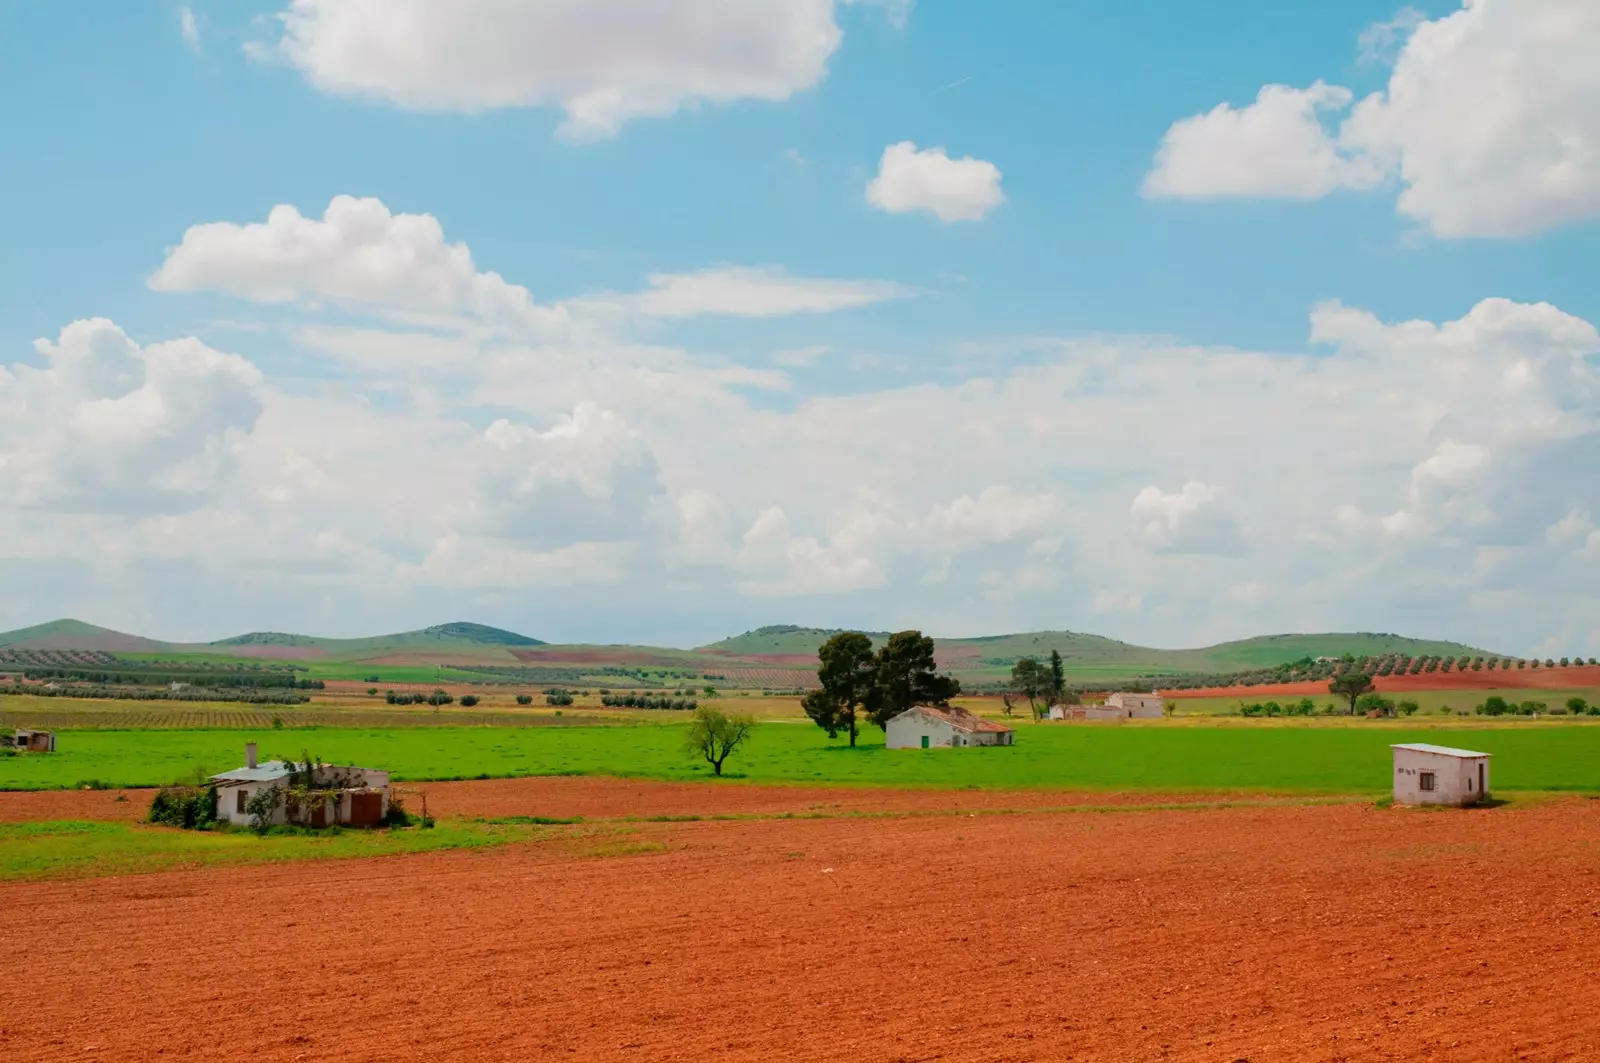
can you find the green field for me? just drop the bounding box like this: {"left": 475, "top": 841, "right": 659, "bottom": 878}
{"left": 4, "top": 720, "right": 1597, "bottom": 794}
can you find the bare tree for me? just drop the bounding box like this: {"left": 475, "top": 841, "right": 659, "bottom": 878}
{"left": 685, "top": 707, "right": 757, "bottom": 777}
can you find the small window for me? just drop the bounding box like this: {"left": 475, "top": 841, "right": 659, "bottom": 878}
{"left": 236, "top": 789, "right": 247, "bottom": 814}
{"left": 1419, "top": 771, "right": 1436, "bottom": 792}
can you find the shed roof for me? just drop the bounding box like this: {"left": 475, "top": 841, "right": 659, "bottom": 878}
{"left": 908, "top": 705, "right": 1014, "bottom": 735}
{"left": 211, "top": 761, "right": 295, "bottom": 783}
{"left": 1390, "top": 743, "right": 1491, "bottom": 759}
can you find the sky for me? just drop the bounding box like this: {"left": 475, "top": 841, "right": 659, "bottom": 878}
{"left": 0, "top": 0, "right": 1596, "bottom": 654}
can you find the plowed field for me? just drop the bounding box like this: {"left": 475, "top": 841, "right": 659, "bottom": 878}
{"left": 1171, "top": 664, "right": 1600, "bottom": 698}
{"left": 5, "top": 781, "right": 1599, "bottom": 1061}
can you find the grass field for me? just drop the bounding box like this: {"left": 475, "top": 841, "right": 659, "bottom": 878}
{"left": 0, "top": 818, "right": 574, "bottom": 880}
{"left": 4, "top": 719, "right": 1598, "bottom": 794}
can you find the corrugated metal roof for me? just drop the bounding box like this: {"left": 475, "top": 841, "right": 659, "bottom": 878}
{"left": 1390, "top": 743, "right": 1491, "bottom": 759}
{"left": 211, "top": 761, "right": 294, "bottom": 782}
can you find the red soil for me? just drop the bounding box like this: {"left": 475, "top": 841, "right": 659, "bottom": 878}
{"left": 4, "top": 787, "right": 1599, "bottom": 1062}
{"left": 1169, "top": 664, "right": 1600, "bottom": 699}
{"left": 0, "top": 776, "right": 1284, "bottom": 826}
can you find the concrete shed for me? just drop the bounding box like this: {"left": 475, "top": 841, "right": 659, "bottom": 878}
{"left": 1391, "top": 743, "right": 1490, "bottom": 807}
{"left": 9, "top": 729, "right": 56, "bottom": 752}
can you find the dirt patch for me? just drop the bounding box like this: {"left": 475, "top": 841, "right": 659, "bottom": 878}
{"left": 1169, "top": 664, "right": 1600, "bottom": 699}
{"left": 0, "top": 776, "right": 1288, "bottom": 826}
{"left": 3, "top": 796, "right": 1598, "bottom": 1061}
{"left": 0, "top": 788, "right": 150, "bottom": 824}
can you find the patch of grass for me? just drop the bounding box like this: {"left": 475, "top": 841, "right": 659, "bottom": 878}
{"left": 2, "top": 721, "right": 1598, "bottom": 795}
{"left": 0, "top": 818, "right": 563, "bottom": 882}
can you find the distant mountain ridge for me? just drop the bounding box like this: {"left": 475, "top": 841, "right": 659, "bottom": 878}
{"left": 0, "top": 618, "right": 1498, "bottom": 681}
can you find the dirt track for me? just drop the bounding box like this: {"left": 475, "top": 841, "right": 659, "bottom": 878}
{"left": 4, "top": 783, "right": 1599, "bottom": 1062}
{"left": 0, "top": 776, "right": 1292, "bottom": 825}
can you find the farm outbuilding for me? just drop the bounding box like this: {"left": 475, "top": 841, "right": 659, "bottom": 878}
{"left": 1391, "top": 743, "right": 1490, "bottom": 807}
{"left": 1104, "top": 692, "right": 1164, "bottom": 718}
{"left": 210, "top": 743, "right": 390, "bottom": 827}
{"left": 7, "top": 729, "right": 56, "bottom": 752}
{"left": 887, "top": 706, "right": 1015, "bottom": 749}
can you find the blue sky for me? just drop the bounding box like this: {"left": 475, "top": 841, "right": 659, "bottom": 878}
{"left": 1, "top": 0, "right": 1596, "bottom": 653}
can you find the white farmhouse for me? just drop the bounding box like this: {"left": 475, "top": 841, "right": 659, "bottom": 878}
{"left": 1104, "top": 692, "right": 1164, "bottom": 718}
{"left": 1391, "top": 743, "right": 1490, "bottom": 807}
{"left": 887, "top": 705, "right": 1015, "bottom": 749}
{"left": 211, "top": 743, "right": 391, "bottom": 827}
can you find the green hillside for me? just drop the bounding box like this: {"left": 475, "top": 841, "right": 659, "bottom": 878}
{"left": 0, "top": 620, "right": 171, "bottom": 653}
{"left": 703, "top": 626, "right": 1498, "bottom": 682}
{"left": 207, "top": 621, "right": 544, "bottom": 654}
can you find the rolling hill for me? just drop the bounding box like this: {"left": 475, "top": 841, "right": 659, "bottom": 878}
{"left": 0, "top": 618, "right": 1499, "bottom": 685}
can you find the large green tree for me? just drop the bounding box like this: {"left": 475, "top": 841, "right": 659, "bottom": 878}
{"left": 1011, "top": 656, "right": 1051, "bottom": 721}
{"left": 804, "top": 631, "right": 877, "bottom": 746}
{"left": 1328, "top": 671, "right": 1375, "bottom": 715}
{"left": 866, "top": 630, "right": 961, "bottom": 729}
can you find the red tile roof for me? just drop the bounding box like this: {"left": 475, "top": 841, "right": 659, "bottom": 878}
{"left": 909, "top": 705, "right": 1014, "bottom": 734}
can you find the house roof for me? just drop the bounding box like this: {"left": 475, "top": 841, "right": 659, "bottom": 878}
{"left": 1391, "top": 743, "right": 1491, "bottom": 759}
{"left": 211, "top": 761, "right": 295, "bottom": 783}
{"left": 908, "top": 705, "right": 1014, "bottom": 734}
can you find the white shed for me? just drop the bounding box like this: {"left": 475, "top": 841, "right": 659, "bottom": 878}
{"left": 1391, "top": 743, "right": 1490, "bottom": 807}
{"left": 211, "top": 743, "right": 390, "bottom": 827}
{"left": 886, "top": 705, "right": 1015, "bottom": 749}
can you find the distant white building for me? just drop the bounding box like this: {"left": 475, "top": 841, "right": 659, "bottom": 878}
{"left": 211, "top": 743, "right": 390, "bottom": 827}
{"left": 1049, "top": 692, "right": 1164, "bottom": 721}
{"left": 1105, "top": 692, "right": 1164, "bottom": 718}
{"left": 887, "top": 706, "right": 1015, "bottom": 749}
{"left": 1391, "top": 743, "right": 1490, "bottom": 807}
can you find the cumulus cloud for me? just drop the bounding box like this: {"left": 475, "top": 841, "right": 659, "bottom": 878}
{"left": 1143, "top": 82, "right": 1383, "bottom": 199}
{"left": 269, "top": 0, "right": 853, "bottom": 139}
{"left": 1144, "top": 0, "right": 1600, "bottom": 237}
{"left": 866, "top": 141, "right": 1005, "bottom": 222}
{"left": 149, "top": 195, "right": 560, "bottom": 332}
{"left": 475, "top": 403, "right": 665, "bottom": 547}
{"left": 619, "top": 267, "right": 911, "bottom": 319}
{"left": 1129, "top": 482, "right": 1247, "bottom": 556}
{"left": 0, "top": 319, "right": 264, "bottom": 513}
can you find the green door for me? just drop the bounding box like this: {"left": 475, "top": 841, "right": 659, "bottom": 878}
{"left": 920, "top": 735, "right": 929, "bottom": 749}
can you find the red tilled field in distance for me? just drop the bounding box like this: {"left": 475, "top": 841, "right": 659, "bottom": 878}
{"left": 1169, "top": 663, "right": 1600, "bottom": 698}
{"left": 3, "top": 782, "right": 1598, "bottom": 1062}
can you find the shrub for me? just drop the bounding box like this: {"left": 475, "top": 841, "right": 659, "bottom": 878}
{"left": 1479, "top": 696, "right": 1510, "bottom": 716}
{"left": 148, "top": 786, "right": 218, "bottom": 829}
{"left": 1397, "top": 700, "right": 1419, "bottom": 716}
{"left": 459, "top": 694, "right": 480, "bottom": 707}
{"left": 366, "top": 687, "right": 378, "bottom": 695}
{"left": 516, "top": 694, "right": 533, "bottom": 705}
{"left": 427, "top": 689, "right": 454, "bottom": 707}
{"left": 545, "top": 690, "right": 574, "bottom": 707}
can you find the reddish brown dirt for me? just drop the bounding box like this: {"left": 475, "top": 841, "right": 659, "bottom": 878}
{"left": 0, "top": 787, "right": 151, "bottom": 824}
{"left": 4, "top": 795, "right": 1599, "bottom": 1062}
{"left": 0, "top": 776, "right": 1284, "bottom": 826}
{"left": 1170, "top": 664, "right": 1600, "bottom": 699}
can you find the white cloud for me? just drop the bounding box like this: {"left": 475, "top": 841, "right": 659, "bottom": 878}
{"left": 0, "top": 319, "right": 264, "bottom": 514}
{"left": 866, "top": 141, "right": 1005, "bottom": 222}
{"left": 1129, "top": 482, "right": 1247, "bottom": 556}
{"left": 149, "top": 195, "right": 561, "bottom": 332}
{"left": 1092, "top": 589, "right": 1143, "bottom": 615}
{"left": 1340, "top": 0, "right": 1600, "bottom": 236}
{"left": 1145, "top": 0, "right": 1600, "bottom": 236}
{"left": 621, "top": 267, "right": 911, "bottom": 319}
{"left": 736, "top": 506, "right": 892, "bottom": 596}
{"left": 179, "top": 8, "right": 201, "bottom": 53}
{"left": 1143, "top": 82, "right": 1384, "bottom": 199}
{"left": 270, "top": 0, "right": 852, "bottom": 139}
{"left": 475, "top": 403, "right": 665, "bottom": 547}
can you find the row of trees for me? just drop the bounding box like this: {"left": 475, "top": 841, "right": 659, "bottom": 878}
{"left": 801, "top": 631, "right": 960, "bottom": 746}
